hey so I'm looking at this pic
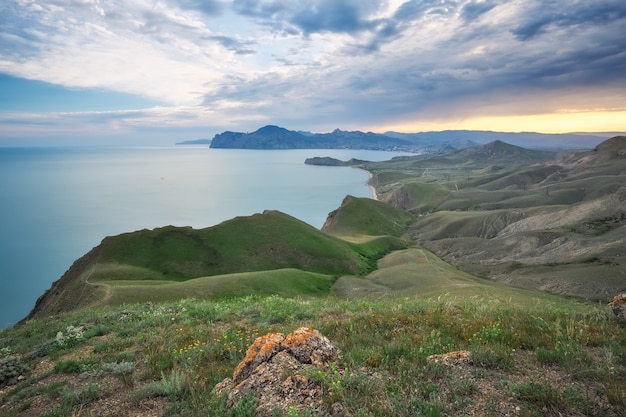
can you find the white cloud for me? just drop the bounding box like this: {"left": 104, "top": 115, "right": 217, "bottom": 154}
{"left": 0, "top": 0, "right": 625, "bottom": 142}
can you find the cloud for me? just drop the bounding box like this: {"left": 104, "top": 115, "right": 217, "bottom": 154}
{"left": 511, "top": 0, "right": 626, "bottom": 41}
{"left": 176, "top": 0, "right": 226, "bottom": 16}
{"left": 208, "top": 35, "right": 256, "bottom": 54}
{"left": 0, "top": 0, "right": 625, "bottom": 143}
{"left": 461, "top": 0, "right": 500, "bottom": 21}
{"left": 231, "top": 0, "right": 385, "bottom": 35}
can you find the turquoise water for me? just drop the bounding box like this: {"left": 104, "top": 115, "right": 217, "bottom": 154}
{"left": 0, "top": 147, "right": 406, "bottom": 328}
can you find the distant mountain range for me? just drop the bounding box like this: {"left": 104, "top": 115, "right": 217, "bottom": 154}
{"left": 176, "top": 138, "right": 212, "bottom": 145}
{"left": 198, "top": 125, "right": 610, "bottom": 151}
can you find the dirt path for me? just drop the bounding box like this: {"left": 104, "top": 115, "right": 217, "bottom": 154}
{"left": 82, "top": 264, "right": 113, "bottom": 307}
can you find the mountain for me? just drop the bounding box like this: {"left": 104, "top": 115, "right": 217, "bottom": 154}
{"left": 210, "top": 125, "right": 314, "bottom": 149}
{"left": 210, "top": 125, "right": 413, "bottom": 151}
{"left": 355, "top": 136, "right": 626, "bottom": 300}
{"left": 385, "top": 130, "right": 607, "bottom": 150}
{"left": 342, "top": 140, "right": 557, "bottom": 172}
{"left": 209, "top": 125, "right": 609, "bottom": 151}
{"left": 176, "top": 138, "right": 212, "bottom": 145}
{"left": 452, "top": 140, "right": 556, "bottom": 164}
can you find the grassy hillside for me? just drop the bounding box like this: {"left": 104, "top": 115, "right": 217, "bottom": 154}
{"left": 25, "top": 206, "right": 408, "bottom": 321}
{"left": 321, "top": 195, "right": 411, "bottom": 238}
{"left": 100, "top": 269, "right": 335, "bottom": 306}
{"left": 333, "top": 248, "right": 506, "bottom": 298}
{"left": 357, "top": 137, "right": 626, "bottom": 299}
{"left": 97, "top": 210, "right": 372, "bottom": 279}
{"left": 1, "top": 289, "right": 624, "bottom": 416}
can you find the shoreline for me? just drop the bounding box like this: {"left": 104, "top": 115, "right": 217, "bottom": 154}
{"left": 365, "top": 171, "right": 379, "bottom": 200}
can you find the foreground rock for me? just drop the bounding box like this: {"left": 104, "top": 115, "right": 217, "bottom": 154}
{"left": 612, "top": 293, "right": 626, "bottom": 322}
{"left": 215, "top": 327, "right": 344, "bottom": 416}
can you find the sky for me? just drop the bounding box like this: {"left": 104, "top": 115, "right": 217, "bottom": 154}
{"left": 1, "top": 0, "right": 625, "bottom": 145}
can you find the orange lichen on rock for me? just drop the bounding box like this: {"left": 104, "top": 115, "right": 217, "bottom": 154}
{"left": 221, "top": 327, "right": 342, "bottom": 416}
{"left": 233, "top": 332, "right": 285, "bottom": 383}
{"left": 612, "top": 293, "right": 626, "bottom": 322}
{"left": 282, "top": 327, "right": 339, "bottom": 368}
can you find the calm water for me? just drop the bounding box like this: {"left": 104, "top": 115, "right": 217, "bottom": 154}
{"left": 0, "top": 147, "right": 407, "bottom": 328}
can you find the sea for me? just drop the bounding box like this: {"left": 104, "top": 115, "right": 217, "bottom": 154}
{"left": 0, "top": 146, "right": 409, "bottom": 328}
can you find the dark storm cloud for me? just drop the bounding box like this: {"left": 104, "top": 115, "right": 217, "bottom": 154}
{"left": 461, "top": 0, "right": 500, "bottom": 21}
{"left": 511, "top": 0, "right": 626, "bottom": 41}
{"left": 290, "top": 2, "right": 374, "bottom": 34}
{"left": 196, "top": 0, "right": 626, "bottom": 129}
{"left": 352, "top": 0, "right": 461, "bottom": 53}
{"left": 231, "top": 0, "right": 383, "bottom": 35}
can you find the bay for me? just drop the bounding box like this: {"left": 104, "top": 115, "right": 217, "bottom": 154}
{"left": 0, "top": 147, "right": 407, "bottom": 328}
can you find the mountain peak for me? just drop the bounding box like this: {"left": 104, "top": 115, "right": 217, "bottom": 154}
{"left": 595, "top": 136, "right": 626, "bottom": 155}
{"left": 455, "top": 140, "right": 555, "bottom": 163}
{"left": 254, "top": 125, "right": 289, "bottom": 135}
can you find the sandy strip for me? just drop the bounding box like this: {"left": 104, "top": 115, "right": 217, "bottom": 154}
{"left": 366, "top": 171, "right": 379, "bottom": 200}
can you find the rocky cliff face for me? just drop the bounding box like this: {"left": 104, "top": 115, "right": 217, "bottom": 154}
{"left": 20, "top": 246, "right": 103, "bottom": 324}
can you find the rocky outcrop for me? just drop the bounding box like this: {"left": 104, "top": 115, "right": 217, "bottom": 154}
{"left": 215, "top": 327, "right": 344, "bottom": 416}
{"left": 612, "top": 293, "right": 626, "bottom": 322}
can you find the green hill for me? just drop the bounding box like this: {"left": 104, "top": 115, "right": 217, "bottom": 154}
{"left": 97, "top": 210, "right": 371, "bottom": 280}
{"left": 24, "top": 208, "right": 408, "bottom": 321}
{"left": 321, "top": 195, "right": 411, "bottom": 238}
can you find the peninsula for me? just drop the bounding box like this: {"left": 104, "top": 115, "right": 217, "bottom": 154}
{"left": 208, "top": 125, "right": 608, "bottom": 151}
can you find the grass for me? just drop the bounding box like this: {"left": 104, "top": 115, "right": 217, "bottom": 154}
{"left": 103, "top": 269, "right": 338, "bottom": 306}
{"left": 321, "top": 195, "right": 412, "bottom": 237}
{"left": 29, "top": 204, "right": 409, "bottom": 319}
{"left": 96, "top": 210, "right": 382, "bottom": 280}
{"left": 2, "top": 288, "right": 624, "bottom": 416}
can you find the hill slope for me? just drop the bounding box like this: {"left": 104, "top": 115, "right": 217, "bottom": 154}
{"left": 24, "top": 208, "right": 407, "bottom": 321}
{"left": 353, "top": 137, "right": 626, "bottom": 299}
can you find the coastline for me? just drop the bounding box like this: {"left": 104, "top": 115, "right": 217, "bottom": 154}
{"left": 366, "top": 171, "right": 379, "bottom": 200}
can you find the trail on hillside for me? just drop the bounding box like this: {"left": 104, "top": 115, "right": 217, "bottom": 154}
{"left": 82, "top": 264, "right": 113, "bottom": 307}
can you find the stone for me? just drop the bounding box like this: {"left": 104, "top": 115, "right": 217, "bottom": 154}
{"left": 427, "top": 350, "right": 471, "bottom": 366}
{"left": 233, "top": 332, "right": 286, "bottom": 384}
{"left": 218, "top": 326, "right": 342, "bottom": 416}
{"left": 211, "top": 377, "right": 234, "bottom": 396}
{"left": 282, "top": 327, "right": 341, "bottom": 369}
{"left": 612, "top": 293, "right": 626, "bottom": 322}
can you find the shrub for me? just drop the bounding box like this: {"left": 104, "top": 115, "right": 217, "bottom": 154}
{"left": 55, "top": 325, "right": 85, "bottom": 347}
{"left": 53, "top": 360, "right": 81, "bottom": 374}
{"left": 0, "top": 357, "right": 29, "bottom": 387}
